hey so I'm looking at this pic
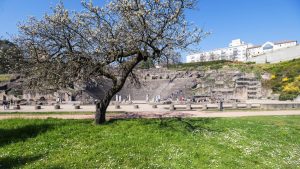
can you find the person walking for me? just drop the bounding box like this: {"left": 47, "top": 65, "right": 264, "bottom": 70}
{"left": 7, "top": 101, "right": 10, "bottom": 110}
{"left": 56, "top": 97, "right": 60, "bottom": 104}
{"left": 3, "top": 100, "right": 7, "bottom": 110}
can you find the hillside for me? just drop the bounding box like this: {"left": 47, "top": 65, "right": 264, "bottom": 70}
{"left": 170, "top": 59, "right": 300, "bottom": 100}
{"left": 1, "top": 59, "right": 299, "bottom": 102}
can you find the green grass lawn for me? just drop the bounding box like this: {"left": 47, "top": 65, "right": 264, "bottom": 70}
{"left": 0, "top": 116, "right": 300, "bottom": 169}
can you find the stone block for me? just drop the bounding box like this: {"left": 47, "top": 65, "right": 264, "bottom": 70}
{"left": 54, "top": 105, "right": 60, "bottom": 109}
{"left": 237, "top": 104, "right": 247, "bottom": 108}
{"left": 232, "top": 103, "right": 237, "bottom": 109}
{"left": 169, "top": 104, "right": 175, "bottom": 111}
{"left": 186, "top": 104, "right": 192, "bottom": 110}
{"left": 246, "top": 104, "right": 252, "bottom": 109}
{"left": 13, "top": 105, "right": 20, "bottom": 110}
{"left": 35, "top": 105, "right": 41, "bottom": 110}
{"left": 202, "top": 104, "right": 207, "bottom": 110}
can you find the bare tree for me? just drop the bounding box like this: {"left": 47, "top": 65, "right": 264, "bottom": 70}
{"left": 15, "top": 0, "right": 205, "bottom": 124}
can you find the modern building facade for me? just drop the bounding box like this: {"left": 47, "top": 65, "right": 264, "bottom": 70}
{"left": 246, "top": 40, "right": 297, "bottom": 58}
{"left": 186, "top": 39, "right": 297, "bottom": 63}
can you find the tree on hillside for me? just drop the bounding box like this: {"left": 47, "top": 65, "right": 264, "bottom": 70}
{"left": 0, "top": 40, "right": 22, "bottom": 74}
{"left": 15, "top": 0, "right": 205, "bottom": 124}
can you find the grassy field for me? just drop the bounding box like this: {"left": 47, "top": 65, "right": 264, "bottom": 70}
{"left": 0, "top": 116, "right": 300, "bottom": 168}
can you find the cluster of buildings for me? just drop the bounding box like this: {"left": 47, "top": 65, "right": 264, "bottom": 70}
{"left": 186, "top": 39, "right": 297, "bottom": 63}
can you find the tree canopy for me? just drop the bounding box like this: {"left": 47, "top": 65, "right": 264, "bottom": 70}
{"left": 16, "top": 0, "right": 205, "bottom": 124}
{"left": 0, "top": 40, "right": 22, "bottom": 74}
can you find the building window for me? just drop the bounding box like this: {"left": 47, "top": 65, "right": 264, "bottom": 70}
{"left": 263, "top": 44, "right": 274, "bottom": 50}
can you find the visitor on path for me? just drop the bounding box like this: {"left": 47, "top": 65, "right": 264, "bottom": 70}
{"left": 56, "top": 97, "right": 60, "bottom": 104}
{"left": 2, "top": 100, "right": 7, "bottom": 110}
{"left": 3, "top": 100, "right": 9, "bottom": 110}
{"left": 219, "top": 100, "right": 224, "bottom": 111}
{"left": 7, "top": 101, "right": 10, "bottom": 109}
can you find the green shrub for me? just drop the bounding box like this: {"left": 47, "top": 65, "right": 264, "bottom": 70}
{"left": 279, "top": 93, "right": 298, "bottom": 101}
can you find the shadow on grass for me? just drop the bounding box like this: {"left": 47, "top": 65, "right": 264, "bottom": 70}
{"left": 0, "top": 154, "right": 42, "bottom": 169}
{"left": 106, "top": 115, "right": 222, "bottom": 133}
{"left": 0, "top": 123, "right": 54, "bottom": 147}
{"left": 106, "top": 112, "right": 200, "bottom": 123}
{"left": 157, "top": 117, "right": 222, "bottom": 133}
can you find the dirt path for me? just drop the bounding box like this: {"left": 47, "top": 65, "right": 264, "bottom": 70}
{"left": 0, "top": 110, "right": 300, "bottom": 120}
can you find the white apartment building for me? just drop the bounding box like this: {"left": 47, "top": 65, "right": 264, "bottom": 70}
{"left": 186, "top": 39, "right": 297, "bottom": 63}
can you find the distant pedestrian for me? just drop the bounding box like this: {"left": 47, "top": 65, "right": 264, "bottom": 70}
{"left": 7, "top": 101, "right": 10, "bottom": 109}
{"left": 56, "top": 97, "right": 60, "bottom": 104}
{"left": 2, "top": 100, "right": 7, "bottom": 110}
{"left": 2, "top": 100, "right": 6, "bottom": 110}
{"left": 219, "top": 100, "right": 224, "bottom": 111}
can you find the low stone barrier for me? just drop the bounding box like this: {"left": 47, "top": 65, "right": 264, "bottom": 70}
{"left": 152, "top": 104, "right": 157, "bottom": 108}
{"left": 195, "top": 102, "right": 300, "bottom": 111}
{"left": 133, "top": 105, "right": 139, "bottom": 109}
{"left": 237, "top": 104, "right": 247, "bottom": 108}
{"left": 251, "top": 104, "right": 261, "bottom": 109}
{"left": 207, "top": 104, "right": 218, "bottom": 109}
{"left": 260, "top": 103, "right": 300, "bottom": 110}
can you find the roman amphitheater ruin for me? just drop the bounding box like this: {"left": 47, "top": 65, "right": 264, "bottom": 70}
{"left": 0, "top": 67, "right": 275, "bottom": 104}
{"left": 1, "top": 64, "right": 300, "bottom": 112}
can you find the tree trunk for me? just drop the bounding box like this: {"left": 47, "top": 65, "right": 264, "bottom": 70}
{"left": 95, "top": 99, "right": 110, "bottom": 124}
{"left": 94, "top": 53, "right": 145, "bottom": 124}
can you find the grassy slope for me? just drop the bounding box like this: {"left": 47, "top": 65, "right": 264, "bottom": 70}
{"left": 0, "top": 117, "right": 299, "bottom": 168}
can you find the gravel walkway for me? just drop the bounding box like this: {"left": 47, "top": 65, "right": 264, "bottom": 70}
{"left": 0, "top": 110, "right": 300, "bottom": 120}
